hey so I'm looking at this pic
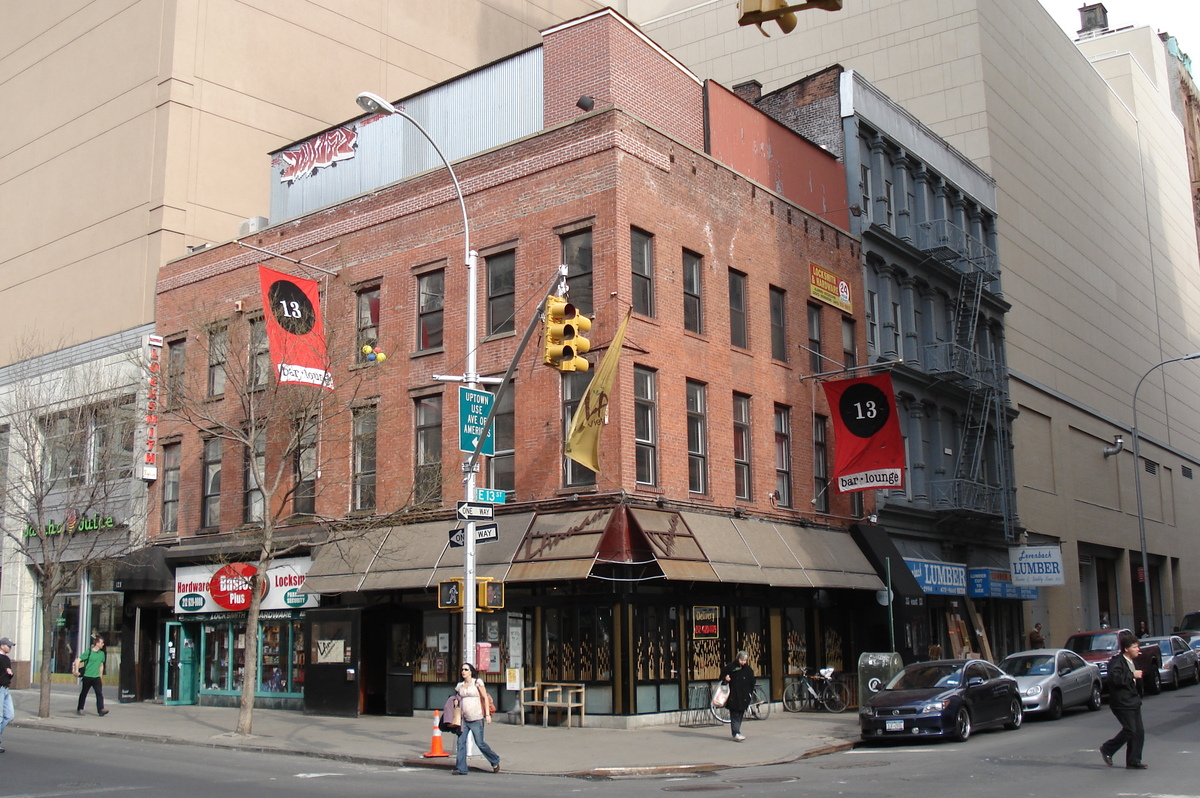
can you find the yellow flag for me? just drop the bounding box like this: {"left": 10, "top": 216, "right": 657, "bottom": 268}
{"left": 565, "top": 308, "right": 633, "bottom": 472}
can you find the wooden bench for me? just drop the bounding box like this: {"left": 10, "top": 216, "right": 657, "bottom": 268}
{"left": 519, "top": 681, "right": 585, "bottom": 728}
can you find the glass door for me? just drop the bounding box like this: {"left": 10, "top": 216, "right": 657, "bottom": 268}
{"left": 163, "top": 621, "right": 198, "bottom": 705}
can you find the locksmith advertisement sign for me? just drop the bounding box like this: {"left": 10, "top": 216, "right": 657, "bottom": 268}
{"left": 1008, "top": 546, "right": 1065, "bottom": 587}
{"left": 174, "top": 557, "right": 319, "bottom": 613}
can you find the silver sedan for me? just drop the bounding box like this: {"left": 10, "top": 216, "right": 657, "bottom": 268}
{"left": 1140, "top": 635, "right": 1200, "bottom": 690}
{"left": 998, "top": 648, "right": 1103, "bottom": 720}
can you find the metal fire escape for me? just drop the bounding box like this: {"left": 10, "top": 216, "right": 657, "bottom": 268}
{"left": 918, "top": 219, "right": 1017, "bottom": 542}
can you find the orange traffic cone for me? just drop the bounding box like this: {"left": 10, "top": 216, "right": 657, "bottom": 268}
{"left": 424, "top": 710, "right": 450, "bottom": 758}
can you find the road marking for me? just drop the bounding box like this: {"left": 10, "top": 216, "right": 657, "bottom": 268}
{"left": 294, "top": 773, "right": 344, "bottom": 778}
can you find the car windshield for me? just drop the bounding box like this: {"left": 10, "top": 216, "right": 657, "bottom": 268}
{"left": 1000, "top": 654, "right": 1054, "bottom": 676}
{"left": 1140, "top": 640, "right": 1164, "bottom": 656}
{"left": 887, "top": 663, "right": 964, "bottom": 690}
{"left": 1180, "top": 613, "right": 1200, "bottom": 631}
{"left": 1066, "top": 633, "right": 1118, "bottom": 653}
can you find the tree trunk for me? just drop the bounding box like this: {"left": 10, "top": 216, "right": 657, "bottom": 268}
{"left": 37, "top": 590, "right": 59, "bottom": 718}
{"left": 235, "top": 568, "right": 264, "bottom": 735}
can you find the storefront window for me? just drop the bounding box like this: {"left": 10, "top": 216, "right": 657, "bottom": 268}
{"left": 543, "top": 606, "right": 613, "bottom": 682}
{"left": 47, "top": 564, "right": 122, "bottom": 678}
{"left": 783, "top": 606, "right": 808, "bottom": 676}
{"left": 416, "top": 613, "right": 453, "bottom": 683}
{"left": 202, "top": 624, "right": 231, "bottom": 690}
{"left": 734, "top": 605, "right": 767, "bottom": 676}
{"left": 197, "top": 615, "right": 305, "bottom": 695}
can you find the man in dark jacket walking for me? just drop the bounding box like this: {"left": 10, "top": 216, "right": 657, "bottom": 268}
{"left": 719, "top": 651, "right": 756, "bottom": 742}
{"left": 1100, "top": 630, "right": 1147, "bottom": 769}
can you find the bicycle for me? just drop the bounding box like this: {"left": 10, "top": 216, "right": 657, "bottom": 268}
{"left": 710, "top": 683, "right": 772, "bottom": 723}
{"left": 783, "top": 667, "right": 849, "bottom": 713}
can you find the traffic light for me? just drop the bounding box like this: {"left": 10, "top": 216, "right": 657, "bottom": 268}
{"left": 737, "top": 0, "right": 841, "bottom": 37}
{"left": 477, "top": 578, "right": 505, "bottom": 612}
{"left": 437, "top": 578, "right": 464, "bottom": 610}
{"left": 543, "top": 296, "right": 592, "bottom": 372}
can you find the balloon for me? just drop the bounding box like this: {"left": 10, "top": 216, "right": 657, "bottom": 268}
{"left": 367, "top": 352, "right": 377, "bottom": 361}
{"left": 362, "top": 345, "right": 374, "bottom": 355}
{"left": 376, "top": 352, "right": 387, "bottom": 362}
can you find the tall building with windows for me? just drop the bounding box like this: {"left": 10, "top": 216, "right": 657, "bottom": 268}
{"left": 139, "top": 10, "right": 893, "bottom": 719}
{"left": 636, "top": 0, "right": 1200, "bottom": 641}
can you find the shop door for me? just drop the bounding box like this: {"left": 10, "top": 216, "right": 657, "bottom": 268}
{"left": 163, "top": 621, "right": 198, "bottom": 705}
{"left": 304, "top": 607, "right": 361, "bottom": 716}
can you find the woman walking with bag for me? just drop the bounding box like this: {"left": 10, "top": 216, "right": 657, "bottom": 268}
{"left": 74, "top": 635, "right": 109, "bottom": 716}
{"left": 719, "top": 650, "right": 755, "bottom": 742}
{"left": 453, "top": 663, "right": 500, "bottom": 775}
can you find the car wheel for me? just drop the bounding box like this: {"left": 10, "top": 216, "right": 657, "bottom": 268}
{"left": 1004, "top": 697, "right": 1024, "bottom": 730}
{"left": 1087, "top": 683, "right": 1103, "bottom": 711}
{"left": 1046, "top": 690, "right": 1063, "bottom": 721}
{"left": 1170, "top": 667, "right": 1180, "bottom": 691}
{"left": 953, "top": 707, "right": 972, "bottom": 742}
{"left": 1146, "top": 667, "right": 1162, "bottom": 695}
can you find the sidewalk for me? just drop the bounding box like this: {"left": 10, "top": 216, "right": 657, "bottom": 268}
{"left": 9, "top": 687, "right": 861, "bottom": 777}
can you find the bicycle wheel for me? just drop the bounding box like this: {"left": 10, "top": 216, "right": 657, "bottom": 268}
{"left": 822, "top": 680, "right": 849, "bottom": 713}
{"left": 710, "top": 684, "right": 732, "bottom": 723}
{"left": 751, "top": 686, "right": 771, "bottom": 720}
{"left": 783, "top": 681, "right": 805, "bottom": 712}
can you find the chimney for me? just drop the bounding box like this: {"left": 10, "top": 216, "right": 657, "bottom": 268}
{"left": 732, "top": 80, "right": 763, "bottom": 104}
{"left": 1077, "top": 3, "right": 1109, "bottom": 36}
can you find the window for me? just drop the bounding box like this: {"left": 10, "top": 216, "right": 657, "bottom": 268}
{"left": 353, "top": 406, "right": 377, "bottom": 511}
{"left": 729, "top": 270, "right": 748, "bottom": 349}
{"left": 42, "top": 414, "right": 85, "bottom": 486}
{"left": 417, "top": 270, "right": 444, "bottom": 351}
{"left": 244, "top": 428, "right": 265, "bottom": 524}
{"left": 42, "top": 401, "right": 135, "bottom": 487}
{"left": 860, "top": 164, "right": 871, "bottom": 224}
{"left": 92, "top": 399, "right": 135, "bottom": 481}
{"left": 866, "top": 291, "right": 879, "bottom": 352}
{"left": 687, "top": 381, "right": 708, "bottom": 494}
{"left": 162, "top": 442, "right": 181, "bottom": 536}
{"left": 486, "top": 251, "right": 515, "bottom": 336}
{"left": 487, "top": 383, "right": 515, "bottom": 495}
{"left": 166, "top": 339, "right": 186, "bottom": 409}
{"left": 202, "top": 437, "right": 222, "bottom": 529}
{"left": 634, "top": 367, "right": 657, "bottom": 485}
{"left": 884, "top": 179, "right": 895, "bottom": 227}
{"left": 891, "top": 301, "right": 903, "bottom": 356}
{"left": 843, "top": 318, "right": 857, "bottom": 368}
{"left": 414, "top": 396, "right": 442, "bottom": 506}
{"left": 208, "top": 326, "right": 228, "bottom": 398}
{"left": 733, "top": 393, "right": 752, "bottom": 500}
{"left": 807, "top": 304, "right": 823, "bottom": 372}
{"left": 774, "top": 405, "right": 792, "bottom": 507}
{"left": 293, "top": 419, "right": 317, "bottom": 515}
{"left": 356, "top": 286, "right": 380, "bottom": 362}
{"left": 631, "top": 228, "right": 654, "bottom": 316}
{"left": 813, "top": 415, "right": 829, "bottom": 513}
{"left": 562, "top": 372, "right": 595, "bottom": 487}
{"left": 561, "top": 229, "right": 593, "bottom": 316}
{"left": 249, "top": 318, "right": 270, "bottom": 389}
{"left": 683, "top": 249, "right": 703, "bottom": 333}
{"left": 770, "top": 286, "right": 787, "bottom": 361}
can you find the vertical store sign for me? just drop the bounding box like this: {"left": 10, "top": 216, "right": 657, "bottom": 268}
{"left": 142, "top": 335, "right": 163, "bottom": 481}
{"left": 821, "top": 372, "right": 905, "bottom": 492}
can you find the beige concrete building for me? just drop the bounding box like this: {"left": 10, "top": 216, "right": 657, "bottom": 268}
{"left": 632, "top": 0, "right": 1200, "bottom": 640}
{"left": 0, "top": 0, "right": 600, "bottom": 365}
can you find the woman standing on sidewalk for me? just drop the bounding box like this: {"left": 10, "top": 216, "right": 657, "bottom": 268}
{"left": 74, "top": 635, "right": 109, "bottom": 716}
{"left": 453, "top": 663, "right": 500, "bottom": 775}
{"left": 719, "top": 651, "right": 755, "bottom": 742}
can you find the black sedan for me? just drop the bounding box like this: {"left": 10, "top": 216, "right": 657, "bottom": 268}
{"left": 860, "top": 659, "right": 1023, "bottom": 743}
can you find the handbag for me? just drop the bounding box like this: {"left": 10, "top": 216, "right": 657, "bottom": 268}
{"left": 712, "top": 683, "right": 730, "bottom": 708}
{"left": 440, "top": 694, "right": 462, "bottom": 734}
{"left": 484, "top": 688, "right": 497, "bottom": 716}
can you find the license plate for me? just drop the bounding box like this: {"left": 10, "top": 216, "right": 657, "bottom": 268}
{"left": 885, "top": 719, "right": 905, "bottom": 732}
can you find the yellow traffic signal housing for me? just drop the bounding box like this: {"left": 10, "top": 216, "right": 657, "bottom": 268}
{"left": 438, "top": 578, "right": 464, "bottom": 610}
{"left": 737, "top": 0, "right": 841, "bottom": 36}
{"left": 477, "top": 578, "right": 505, "bottom": 611}
{"left": 543, "top": 296, "right": 592, "bottom": 372}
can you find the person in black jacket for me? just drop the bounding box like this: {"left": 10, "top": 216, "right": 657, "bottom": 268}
{"left": 0, "top": 637, "right": 13, "bottom": 753}
{"left": 719, "top": 651, "right": 756, "bottom": 742}
{"left": 1100, "top": 630, "right": 1147, "bottom": 769}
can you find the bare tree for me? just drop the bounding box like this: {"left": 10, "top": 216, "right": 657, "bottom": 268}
{"left": 158, "top": 296, "right": 422, "bottom": 735}
{"left": 0, "top": 343, "right": 145, "bottom": 718}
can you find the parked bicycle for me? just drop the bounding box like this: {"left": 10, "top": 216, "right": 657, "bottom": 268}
{"left": 783, "top": 667, "right": 849, "bottom": 713}
{"left": 710, "top": 683, "right": 772, "bottom": 723}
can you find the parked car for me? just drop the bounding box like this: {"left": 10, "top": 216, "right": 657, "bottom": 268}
{"left": 1063, "top": 629, "right": 1163, "bottom": 695}
{"left": 1179, "top": 632, "right": 1200, "bottom": 652}
{"left": 859, "top": 659, "right": 1023, "bottom": 743}
{"left": 998, "top": 648, "right": 1103, "bottom": 719}
{"left": 1138, "top": 635, "right": 1200, "bottom": 690}
{"left": 1177, "top": 612, "right": 1200, "bottom": 634}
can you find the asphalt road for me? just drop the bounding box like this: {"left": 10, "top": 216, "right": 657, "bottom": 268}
{"left": 2, "top": 682, "right": 1197, "bottom": 798}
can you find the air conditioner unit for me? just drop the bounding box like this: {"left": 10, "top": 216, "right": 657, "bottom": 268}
{"left": 238, "top": 216, "right": 269, "bottom": 237}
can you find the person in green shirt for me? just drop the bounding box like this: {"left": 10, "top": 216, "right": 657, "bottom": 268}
{"left": 74, "top": 635, "right": 109, "bottom": 716}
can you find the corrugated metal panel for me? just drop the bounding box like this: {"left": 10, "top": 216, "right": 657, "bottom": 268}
{"left": 270, "top": 48, "right": 544, "bottom": 222}
{"left": 657, "top": 559, "right": 720, "bottom": 582}
{"left": 507, "top": 558, "right": 595, "bottom": 582}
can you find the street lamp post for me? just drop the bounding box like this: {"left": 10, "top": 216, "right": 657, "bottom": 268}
{"left": 1130, "top": 352, "right": 1200, "bottom": 636}
{"left": 356, "top": 91, "right": 482, "bottom": 662}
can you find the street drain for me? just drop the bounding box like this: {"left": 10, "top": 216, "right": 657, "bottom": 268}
{"left": 818, "top": 760, "right": 890, "bottom": 769}
{"left": 726, "top": 776, "right": 797, "bottom": 784}
{"left": 661, "top": 785, "right": 739, "bottom": 792}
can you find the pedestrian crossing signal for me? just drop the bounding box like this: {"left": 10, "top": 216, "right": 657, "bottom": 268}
{"left": 438, "top": 578, "right": 464, "bottom": 610}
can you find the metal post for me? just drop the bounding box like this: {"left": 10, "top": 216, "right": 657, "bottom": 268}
{"left": 1130, "top": 353, "right": 1200, "bottom": 636}
{"left": 355, "top": 92, "right": 480, "bottom": 663}
{"left": 886, "top": 557, "right": 895, "bottom": 653}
